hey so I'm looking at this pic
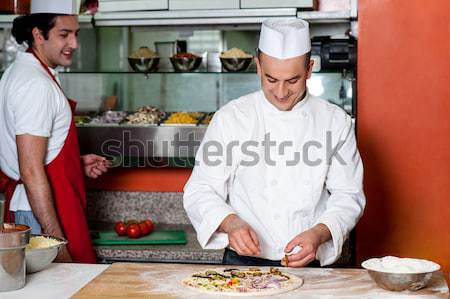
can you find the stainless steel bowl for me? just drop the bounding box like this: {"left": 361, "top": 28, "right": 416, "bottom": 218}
{"left": 170, "top": 57, "right": 202, "bottom": 72}
{"left": 128, "top": 57, "right": 160, "bottom": 72}
{"left": 362, "top": 258, "right": 440, "bottom": 291}
{"left": 25, "top": 235, "right": 67, "bottom": 273}
{"left": 220, "top": 57, "right": 253, "bottom": 72}
{"left": 0, "top": 223, "right": 31, "bottom": 292}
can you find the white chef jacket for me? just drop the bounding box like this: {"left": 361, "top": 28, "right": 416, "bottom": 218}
{"left": 0, "top": 52, "right": 71, "bottom": 211}
{"left": 183, "top": 90, "right": 365, "bottom": 266}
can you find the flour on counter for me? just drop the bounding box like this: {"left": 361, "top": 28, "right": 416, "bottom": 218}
{"left": 362, "top": 256, "right": 440, "bottom": 274}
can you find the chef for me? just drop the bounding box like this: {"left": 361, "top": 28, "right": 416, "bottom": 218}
{"left": 0, "top": 0, "right": 109, "bottom": 263}
{"left": 184, "top": 19, "right": 365, "bottom": 267}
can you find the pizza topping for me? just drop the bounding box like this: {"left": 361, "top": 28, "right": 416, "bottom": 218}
{"left": 247, "top": 271, "right": 263, "bottom": 276}
{"left": 184, "top": 267, "right": 298, "bottom": 293}
{"left": 270, "top": 267, "right": 282, "bottom": 275}
{"left": 223, "top": 268, "right": 239, "bottom": 272}
{"left": 193, "top": 271, "right": 232, "bottom": 280}
{"left": 248, "top": 267, "right": 261, "bottom": 271}
{"left": 231, "top": 270, "right": 246, "bottom": 278}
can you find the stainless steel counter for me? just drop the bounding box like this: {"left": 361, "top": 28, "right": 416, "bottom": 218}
{"left": 78, "top": 125, "right": 206, "bottom": 159}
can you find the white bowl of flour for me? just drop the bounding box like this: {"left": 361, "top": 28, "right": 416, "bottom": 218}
{"left": 362, "top": 256, "right": 440, "bottom": 291}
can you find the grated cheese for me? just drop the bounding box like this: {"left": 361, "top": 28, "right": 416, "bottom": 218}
{"left": 26, "top": 236, "right": 62, "bottom": 250}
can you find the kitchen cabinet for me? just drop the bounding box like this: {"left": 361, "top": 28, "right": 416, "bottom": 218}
{"left": 241, "top": 0, "right": 317, "bottom": 9}
{"left": 98, "top": 0, "right": 169, "bottom": 12}
{"left": 0, "top": 0, "right": 30, "bottom": 14}
{"left": 169, "top": 0, "right": 240, "bottom": 10}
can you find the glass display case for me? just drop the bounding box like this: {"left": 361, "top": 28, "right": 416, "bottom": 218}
{"left": 0, "top": 11, "right": 357, "bottom": 166}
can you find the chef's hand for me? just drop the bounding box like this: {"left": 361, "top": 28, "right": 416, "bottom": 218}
{"left": 81, "top": 154, "right": 111, "bottom": 179}
{"left": 55, "top": 246, "right": 73, "bottom": 263}
{"left": 218, "top": 214, "right": 261, "bottom": 257}
{"left": 281, "top": 224, "right": 331, "bottom": 267}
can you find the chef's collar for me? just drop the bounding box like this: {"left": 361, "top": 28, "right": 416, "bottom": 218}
{"left": 260, "top": 90, "right": 310, "bottom": 115}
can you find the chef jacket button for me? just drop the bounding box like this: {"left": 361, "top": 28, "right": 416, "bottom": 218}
{"left": 304, "top": 180, "right": 310, "bottom": 185}
{"left": 302, "top": 111, "right": 308, "bottom": 118}
{"left": 273, "top": 213, "right": 281, "bottom": 220}
{"left": 271, "top": 179, "right": 278, "bottom": 186}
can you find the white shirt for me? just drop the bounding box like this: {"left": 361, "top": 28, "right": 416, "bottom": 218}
{"left": 183, "top": 90, "right": 366, "bottom": 266}
{"left": 0, "top": 52, "right": 71, "bottom": 211}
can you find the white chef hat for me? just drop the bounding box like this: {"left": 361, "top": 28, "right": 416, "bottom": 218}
{"left": 31, "top": 0, "right": 78, "bottom": 15}
{"left": 259, "top": 18, "right": 311, "bottom": 59}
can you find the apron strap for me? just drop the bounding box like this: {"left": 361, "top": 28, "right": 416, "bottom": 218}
{"left": 27, "top": 48, "right": 66, "bottom": 95}
{"left": 0, "top": 170, "right": 21, "bottom": 223}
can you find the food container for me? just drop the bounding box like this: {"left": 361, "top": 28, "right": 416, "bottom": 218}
{"left": 219, "top": 48, "right": 254, "bottom": 72}
{"left": 0, "top": 0, "right": 30, "bottom": 14}
{"left": 25, "top": 235, "right": 67, "bottom": 273}
{"left": 362, "top": 257, "right": 441, "bottom": 291}
{"left": 170, "top": 53, "right": 202, "bottom": 72}
{"left": 128, "top": 57, "right": 160, "bottom": 73}
{"left": 162, "top": 112, "right": 204, "bottom": 126}
{"left": 128, "top": 47, "right": 160, "bottom": 72}
{"left": 220, "top": 57, "right": 253, "bottom": 72}
{"left": 90, "top": 111, "right": 128, "bottom": 125}
{"left": 0, "top": 223, "right": 31, "bottom": 292}
{"left": 123, "top": 106, "right": 164, "bottom": 125}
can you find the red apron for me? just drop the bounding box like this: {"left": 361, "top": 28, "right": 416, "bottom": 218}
{"left": 0, "top": 50, "right": 96, "bottom": 263}
{"left": 0, "top": 173, "right": 20, "bottom": 223}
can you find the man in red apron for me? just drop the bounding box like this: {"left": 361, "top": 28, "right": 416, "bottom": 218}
{"left": 0, "top": 0, "right": 109, "bottom": 263}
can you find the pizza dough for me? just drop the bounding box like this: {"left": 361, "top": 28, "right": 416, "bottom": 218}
{"left": 182, "top": 267, "right": 304, "bottom": 296}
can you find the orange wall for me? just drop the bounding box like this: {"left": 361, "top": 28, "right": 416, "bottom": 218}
{"left": 86, "top": 168, "right": 192, "bottom": 192}
{"left": 357, "top": 0, "right": 450, "bottom": 281}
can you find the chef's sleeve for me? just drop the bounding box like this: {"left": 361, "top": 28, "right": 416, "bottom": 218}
{"left": 314, "top": 114, "right": 366, "bottom": 266}
{"left": 183, "top": 112, "right": 237, "bottom": 250}
{"left": 13, "top": 78, "right": 58, "bottom": 137}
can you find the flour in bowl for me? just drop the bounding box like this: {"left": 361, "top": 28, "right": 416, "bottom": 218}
{"left": 362, "top": 256, "right": 440, "bottom": 274}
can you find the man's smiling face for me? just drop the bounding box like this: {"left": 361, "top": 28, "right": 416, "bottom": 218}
{"left": 36, "top": 15, "right": 79, "bottom": 68}
{"left": 255, "top": 51, "right": 313, "bottom": 111}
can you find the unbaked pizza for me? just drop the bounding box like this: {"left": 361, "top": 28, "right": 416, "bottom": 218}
{"left": 182, "top": 267, "right": 303, "bottom": 296}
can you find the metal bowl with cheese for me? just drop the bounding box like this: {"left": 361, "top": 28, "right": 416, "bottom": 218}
{"left": 25, "top": 235, "right": 67, "bottom": 273}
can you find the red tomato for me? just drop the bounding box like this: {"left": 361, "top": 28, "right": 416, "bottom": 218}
{"left": 143, "top": 219, "right": 155, "bottom": 233}
{"left": 138, "top": 222, "right": 150, "bottom": 236}
{"left": 127, "top": 224, "right": 141, "bottom": 238}
{"left": 114, "top": 222, "right": 127, "bottom": 236}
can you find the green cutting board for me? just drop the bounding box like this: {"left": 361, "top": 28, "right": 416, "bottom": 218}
{"left": 92, "top": 230, "right": 187, "bottom": 246}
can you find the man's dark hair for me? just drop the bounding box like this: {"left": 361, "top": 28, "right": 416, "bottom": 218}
{"left": 12, "top": 14, "right": 60, "bottom": 46}
{"left": 257, "top": 48, "right": 311, "bottom": 69}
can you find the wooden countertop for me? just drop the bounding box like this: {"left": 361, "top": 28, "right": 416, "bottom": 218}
{"left": 72, "top": 263, "right": 449, "bottom": 299}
